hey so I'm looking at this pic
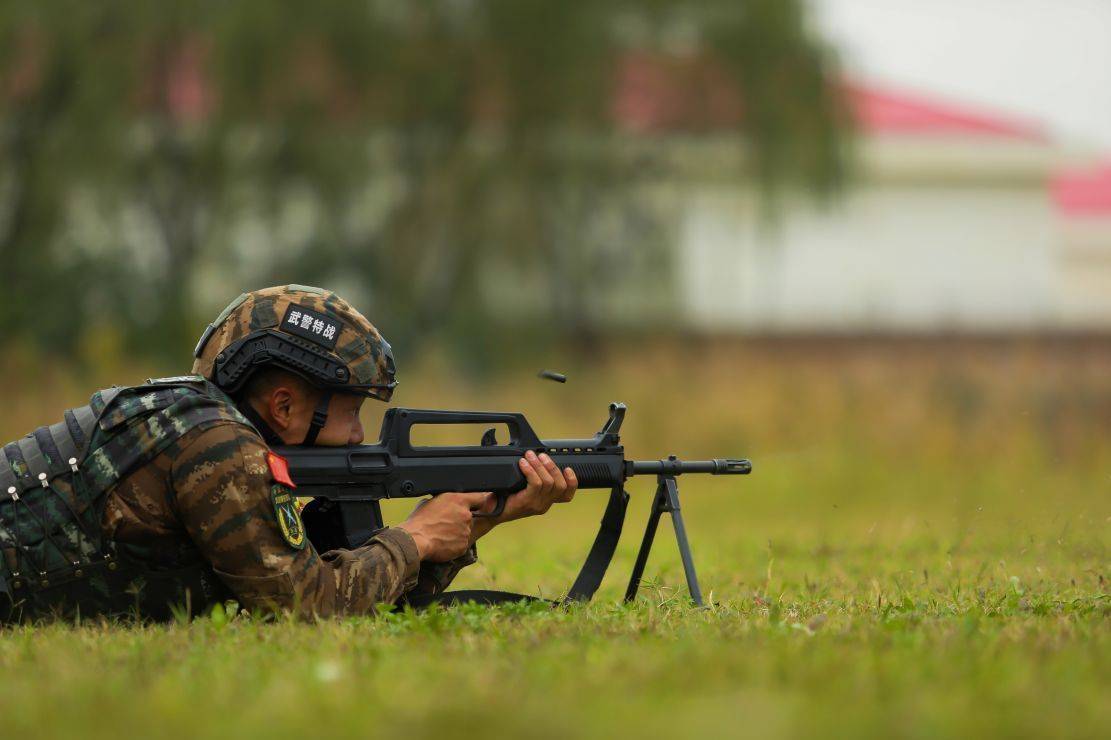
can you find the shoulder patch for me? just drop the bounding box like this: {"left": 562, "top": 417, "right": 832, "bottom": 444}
{"left": 271, "top": 485, "right": 306, "bottom": 550}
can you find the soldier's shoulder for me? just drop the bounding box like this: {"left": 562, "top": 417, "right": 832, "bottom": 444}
{"left": 171, "top": 419, "right": 268, "bottom": 470}
{"left": 180, "top": 418, "right": 267, "bottom": 452}
{"left": 167, "top": 421, "right": 273, "bottom": 504}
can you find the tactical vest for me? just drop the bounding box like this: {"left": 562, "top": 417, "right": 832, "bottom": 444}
{"left": 0, "top": 377, "right": 254, "bottom": 624}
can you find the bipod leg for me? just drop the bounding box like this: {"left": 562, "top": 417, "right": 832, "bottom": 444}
{"left": 662, "top": 476, "right": 704, "bottom": 606}
{"left": 624, "top": 478, "right": 666, "bottom": 603}
{"left": 624, "top": 475, "right": 705, "bottom": 607}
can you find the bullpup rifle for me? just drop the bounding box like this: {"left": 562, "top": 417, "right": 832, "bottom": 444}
{"left": 275, "top": 403, "right": 751, "bottom": 606}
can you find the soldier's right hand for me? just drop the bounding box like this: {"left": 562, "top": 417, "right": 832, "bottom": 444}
{"left": 396, "top": 492, "right": 488, "bottom": 562}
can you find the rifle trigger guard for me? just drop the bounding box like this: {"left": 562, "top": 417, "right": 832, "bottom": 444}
{"left": 472, "top": 491, "right": 507, "bottom": 519}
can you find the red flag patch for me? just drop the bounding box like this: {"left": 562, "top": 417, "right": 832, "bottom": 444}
{"left": 266, "top": 451, "right": 297, "bottom": 489}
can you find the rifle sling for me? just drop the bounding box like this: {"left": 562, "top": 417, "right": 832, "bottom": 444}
{"left": 566, "top": 485, "right": 630, "bottom": 601}
{"left": 399, "top": 590, "right": 552, "bottom": 609}
{"left": 399, "top": 486, "right": 630, "bottom": 610}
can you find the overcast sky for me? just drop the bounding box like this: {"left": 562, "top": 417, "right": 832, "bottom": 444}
{"left": 809, "top": 0, "right": 1111, "bottom": 154}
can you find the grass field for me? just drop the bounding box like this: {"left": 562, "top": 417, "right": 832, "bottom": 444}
{"left": 0, "top": 339, "right": 1107, "bottom": 739}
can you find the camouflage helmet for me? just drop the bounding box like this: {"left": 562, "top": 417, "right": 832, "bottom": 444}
{"left": 192, "top": 285, "right": 397, "bottom": 403}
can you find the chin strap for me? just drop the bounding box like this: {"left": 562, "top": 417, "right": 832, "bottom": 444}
{"left": 236, "top": 390, "right": 333, "bottom": 448}
{"left": 301, "top": 391, "right": 333, "bottom": 446}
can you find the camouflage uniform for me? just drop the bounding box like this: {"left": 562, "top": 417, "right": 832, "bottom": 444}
{"left": 102, "top": 408, "right": 474, "bottom": 618}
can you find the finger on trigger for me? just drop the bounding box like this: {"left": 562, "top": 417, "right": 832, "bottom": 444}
{"left": 471, "top": 492, "right": 497, "bottom": 514}
{"left": 462, "top": 491, "right": 492, "bottom": 507}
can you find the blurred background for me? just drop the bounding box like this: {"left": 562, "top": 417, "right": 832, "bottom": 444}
{"left": 1, "top": 0, "right": 1107, "bottom": 595}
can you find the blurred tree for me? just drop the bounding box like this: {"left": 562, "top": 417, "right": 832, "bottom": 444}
{"left": 0, "top": 0, "right": 849, "bottom": 365}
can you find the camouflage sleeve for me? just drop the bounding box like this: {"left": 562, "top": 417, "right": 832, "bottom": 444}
{"left": 410, "top": 546, "right": 478, "bottom": 597}
{"left": 169, "top": 423, "right": 422, "bottom": 618}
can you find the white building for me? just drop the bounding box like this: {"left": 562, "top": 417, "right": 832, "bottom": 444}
{"left": 670, "top": 86, "right": 1109, "bottom": 332}
{"left": 1052, "top": 163, "right": 1111, "bottom": 327}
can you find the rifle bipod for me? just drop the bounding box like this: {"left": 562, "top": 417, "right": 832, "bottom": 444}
{"left": 624, "top": 473, "right": 705, "bottom": 606}
{"left": 398, "top": 473, "right": 709, "bottom": 610}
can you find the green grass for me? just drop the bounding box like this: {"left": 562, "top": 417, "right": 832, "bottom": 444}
{"left": 0, "top": 340, "right": 1107, "bottom": 739}
{"left": 0, "top": 569, "right": 1104, "bottom": 739}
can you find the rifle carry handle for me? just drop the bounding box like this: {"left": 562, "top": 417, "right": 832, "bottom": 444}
{"left": 387, "top": 408, "right": 544, "bottom": 456}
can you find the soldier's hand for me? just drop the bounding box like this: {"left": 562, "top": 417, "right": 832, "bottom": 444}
{"left": 420, "top": 453, "right": 579, "bottom": 548}
{"left": 497, "top": 451, "right": 578, "bottom": 521}
{"left": 397, "top": 492, "right": 486, "bottom": 562}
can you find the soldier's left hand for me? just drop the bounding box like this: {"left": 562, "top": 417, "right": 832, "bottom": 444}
{"left": 460, "top": 453, "right": 577, "bottom": 543}
{"left": 476, "top": 451, "right": 578, "bottom": 523}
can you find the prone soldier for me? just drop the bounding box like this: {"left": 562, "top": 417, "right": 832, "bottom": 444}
{"left": 0, "top": 285, "right": 578, "bottom": 621}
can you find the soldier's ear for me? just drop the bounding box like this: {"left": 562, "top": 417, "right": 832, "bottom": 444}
{"left": 268, "top": 387, "right": 296, "bottom": 431}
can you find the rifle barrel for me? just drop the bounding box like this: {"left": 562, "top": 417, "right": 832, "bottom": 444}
{"left": 629, "top": 458, "right": 751, "bottom": 477}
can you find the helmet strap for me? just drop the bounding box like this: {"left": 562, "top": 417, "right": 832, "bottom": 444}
{"left": 302, "top": 390, "right": 333, "bottom": 446}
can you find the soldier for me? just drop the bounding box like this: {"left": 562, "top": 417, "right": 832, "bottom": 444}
{"left": 0, "top": 285, "right": 577, "bottom": 621}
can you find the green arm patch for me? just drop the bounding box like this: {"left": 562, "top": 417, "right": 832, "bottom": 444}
{"left": 271, "top": 485, "right": 306, "bottom": 550}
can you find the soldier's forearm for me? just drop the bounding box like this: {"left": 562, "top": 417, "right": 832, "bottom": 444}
{"left": 291, "top": 527, "right": 421, "bottom": 617}
{"left": 408, "top": 545, "right": 478, "bottom": 597}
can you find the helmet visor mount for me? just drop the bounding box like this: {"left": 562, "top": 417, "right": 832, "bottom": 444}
{"left": 213, "top": 329, "right": 397, "bottom": 402}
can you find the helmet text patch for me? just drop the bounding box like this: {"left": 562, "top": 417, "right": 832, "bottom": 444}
{"left": 281, "top": 304, "right": 341, "bottom": 349}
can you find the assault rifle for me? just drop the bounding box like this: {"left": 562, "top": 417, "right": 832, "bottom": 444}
{"left": 275, "top": 403, "right": 751, "bottom": 606}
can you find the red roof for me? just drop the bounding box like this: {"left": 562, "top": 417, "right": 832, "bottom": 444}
{"left": 612, "top": 55, "right": 1111, "bottom": 219}
{"left": 1052, "top": 164, "right": 1111, "bottom": 216}
{"left": 847, "top": 85, "right": 1044, "bottom": 141}
{"left": 612, "top": 54, "right": 1045, "bottom": 141}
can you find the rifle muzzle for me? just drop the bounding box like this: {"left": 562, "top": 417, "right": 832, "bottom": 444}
{"left": 628, "top": 457, "right": 752, "bottom": 477}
